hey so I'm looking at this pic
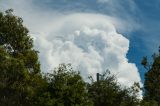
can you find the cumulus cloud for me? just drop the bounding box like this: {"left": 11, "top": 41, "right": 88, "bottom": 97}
{"left": 0, "top": 0, "right": 142, "bottom": 97}
{"left": 30, "top": 13, "right": 141, "bottom": 87}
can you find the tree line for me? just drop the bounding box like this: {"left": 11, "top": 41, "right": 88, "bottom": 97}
{"left": 0, "top": 9, "right": 160, "bottom": 106}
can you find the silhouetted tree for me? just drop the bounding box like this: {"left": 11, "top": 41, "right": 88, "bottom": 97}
{"left": 0, "top": 9, "right": 46, "bottom": 106}
{"left": 142, "top": 47, "right": 160, "bottom": 105}
{"left": 45, "top": 64, "right": 93, "bottom": 106}
{"left": 87, "top": 71, "right": 140, "bottom": 106}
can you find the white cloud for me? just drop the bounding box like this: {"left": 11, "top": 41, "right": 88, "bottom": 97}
{"left": 97, "top": 0, "right": 140, "bottom": 33}
{"left": 0, "top": 0, "right": 142, "bottom": 97}
{"left": 31, "top": 13, "right": 141, "bottom": 86}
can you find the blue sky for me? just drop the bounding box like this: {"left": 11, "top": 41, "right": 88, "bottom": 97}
{"left": 1, "top": 0, "right": 160, "bottom": 91}
{"left": 127, "top": 0, "right": 160, "bottom": 82}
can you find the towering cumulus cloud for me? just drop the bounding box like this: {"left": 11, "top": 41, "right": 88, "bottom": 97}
{"left": 32, "top": 13, "right": 141, "bottom": 88}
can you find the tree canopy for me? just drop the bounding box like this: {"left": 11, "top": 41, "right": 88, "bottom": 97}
{"left": 87, "top": 71, "right": 140, "bottom": 106}
{"left": 0, "top": 9, "right": 44, "bottom": 106}
{"left": 45, "top": 64, "right": 93, "bottom": 106}
{"left": 142, "top": 48, "right": 160, "bottom": 105}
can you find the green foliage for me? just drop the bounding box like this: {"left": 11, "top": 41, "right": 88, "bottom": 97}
{"left": 142, "top": 48, "right": 160, "bottom": 105}
{"left": 45, "top": 64, "right": 93, "bottom": 106}
{"left": 0, "top": 9, "right": 43, "bottom": 106}
{"left": 0, "top": 9, "right": 33, "bottom": 53}
{"left": 140, "top": 100, "right": 158, "bottom": 106}
{"left": 0, "top": 9, "right": 40, "bottom": 74}
{"left": 0, "top": 47, "right": 30, "bottom": 105}
{"left": 87, "top": 71, "right": 140, "bottom": 106}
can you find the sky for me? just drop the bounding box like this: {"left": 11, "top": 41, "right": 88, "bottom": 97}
{"left": 1, "top": 0, "right": 160, "bottom": 97}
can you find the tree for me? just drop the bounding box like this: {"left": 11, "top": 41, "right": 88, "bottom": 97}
{"left": 0, "top": 9, "right": 45, "bottom": 106}
{"left": 45, "top": 64, "right": 93, "bottom": 106}
{"left": 142, "top": 47, "right": 160, "bottom": 105}
{"left": 87, "top": 71, "right": 140, "bottom": 106}
{"left": 140, "top": 100, "right": 158, "bottom": 106}
{"left": 0, "top": 9, "right": 40, "bottom": 74}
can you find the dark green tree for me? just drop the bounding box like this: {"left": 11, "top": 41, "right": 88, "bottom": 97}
{"left": 0, "top": 9, "right": 46, "bottom": 106}
{"left": 87, "top": 71, "right": 140, "bottom": 106}
{"left": 45, "top": 64, "right": 93, "bottom": 106}
{"left": 0, "top": 9, "right": 40, "bottom": 74}
{"left": 142, "top": 47, "right": 160, "bottom": 105}
{"left": 140, "top": 99, "right": 158, "bottom": 106}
